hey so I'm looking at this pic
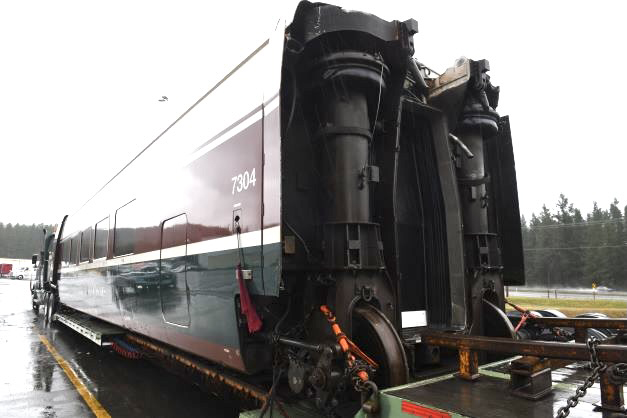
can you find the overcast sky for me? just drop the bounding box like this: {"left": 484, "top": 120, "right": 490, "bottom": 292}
{"left": 1, "top": 0, "right": 625, "bottom": 226}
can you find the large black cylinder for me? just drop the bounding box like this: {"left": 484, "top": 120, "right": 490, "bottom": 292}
{"left": 320, "top": 91, "right": 371, "bottom": 223}
{"left": 305, "top": 51, "right": 388, "bottom": 270}
{"left": 457, "top": 128, "right": 489, "bottom": 236}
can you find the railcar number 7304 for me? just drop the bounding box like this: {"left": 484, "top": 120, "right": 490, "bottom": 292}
{"left": 231, "top": 168, "right": 257, "bottom": 195}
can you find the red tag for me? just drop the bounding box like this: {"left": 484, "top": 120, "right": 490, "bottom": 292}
{"left": 401, "top": 401, "right": 450, "bottom": 418}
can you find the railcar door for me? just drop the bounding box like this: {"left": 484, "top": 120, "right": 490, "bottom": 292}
{"left": 160, "top": 214, "right": 191, "bottom": 327}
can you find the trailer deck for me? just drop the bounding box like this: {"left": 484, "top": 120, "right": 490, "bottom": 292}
{"left": 239, "top": 358, "right": 626, "bottom": 417}
{"left": 351, "top": 358, "right": 625, "bottom": 418}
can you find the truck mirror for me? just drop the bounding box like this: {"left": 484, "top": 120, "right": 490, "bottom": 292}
{"left": 32, "top": 254, "right": 38, "bottom": 265}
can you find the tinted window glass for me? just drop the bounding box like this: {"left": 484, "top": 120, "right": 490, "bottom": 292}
{"left": 162, "top": 214, "right": 188, "bottom": 249}
{"left": 114, "top": 200, "right": 136, "bottom": 256}
{"left": 80, "top": 228, "right": 92, "bottom": 262}
{"left": 70, "top": 237, "right": 79, "bottom": 264}
{"left": 94, "top": 217, "right": 109, "bottom": 259}
{"left": 62, "top": 240, "right": 70, "bottom": 265}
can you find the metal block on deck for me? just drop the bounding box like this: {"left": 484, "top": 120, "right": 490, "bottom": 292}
{"left": 509, "top": 356, "right": 553, "bottom": 400}
{"left": 455, "top": 347, "right": 480, "bottom": 381}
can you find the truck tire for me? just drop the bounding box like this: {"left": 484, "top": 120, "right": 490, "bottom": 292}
{"left": 43, "top": 293, "right": 57, "bottom": 326}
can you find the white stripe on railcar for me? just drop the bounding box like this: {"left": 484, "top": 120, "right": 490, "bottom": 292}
{"left": 61, "top": 225, "right": 280, "bottom": 273}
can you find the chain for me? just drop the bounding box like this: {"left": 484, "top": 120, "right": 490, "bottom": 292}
{"left": 555, "top": 337, "right": 607, "bottom": 418}
{"left": 614, "top": 363, "right": 627, "bottom": 378}
{"left": 355, "top": 378, "right": 379, "bottom": 413}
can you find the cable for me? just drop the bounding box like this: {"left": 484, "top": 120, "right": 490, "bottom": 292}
{"left": 371, "top": 55, "right": 384, "bottom": 136}
{"left": 259, "top": 367, "right": 284, "bottom": 418}
{"left": 284, "top": 221, "right": 311, "bottom": 260}
{"left": 272, "top": 289, "right": 292, "bottom": 339}
{"left": 416, "top": 61, "right": 441, "bottom": 77}
{"left": 407, "top": 58, "right": 429, "bottom": 95}
{"left": 282, "top": 69, "right": 298, "bottom": 139}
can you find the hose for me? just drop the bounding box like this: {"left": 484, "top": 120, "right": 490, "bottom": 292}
{"left": 407, "top": 58, "right": 429, "bottom": 95}
{"left": 259, "top": 367, "right": 285, "bottom": 418}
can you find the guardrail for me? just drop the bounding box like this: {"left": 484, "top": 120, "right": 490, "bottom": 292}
{"left": 507, "top": 287, "right": 627, "bottom": 301}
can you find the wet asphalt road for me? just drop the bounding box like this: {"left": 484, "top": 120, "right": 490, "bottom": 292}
{"left": 0, "top": 279, "right": 239, "bottom": 418}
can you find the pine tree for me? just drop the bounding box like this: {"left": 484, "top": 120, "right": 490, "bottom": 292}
{"left": 0, "top": 223, "right": 55, "bottom": 258}
{"left": 606, "top": 199, "right": 625, "bottom": 289}
{"left": 583, "top": 202, "right": 611, "bottom": 287}
{"left": 553, "top": 194, "right": 585, "bottom": 286}
{"left": 526, "top": 205, "right": 558, "bottom": 288}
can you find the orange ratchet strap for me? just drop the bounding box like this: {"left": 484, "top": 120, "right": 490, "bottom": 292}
{"left": 319, "top": 305, "right": 379, "bottom": 380}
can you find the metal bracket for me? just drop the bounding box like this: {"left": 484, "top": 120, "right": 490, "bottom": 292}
{"left": 237, "top": 269, "right": 253, "bottom": 281}
{"left": 594, "top": 365, "right": 626, "bottom": 413}
{"left": 54, "top": 312, "right": 125, "bottom": 346}
{"left": 509, "top": 356, "right": 553, "bottom": 400}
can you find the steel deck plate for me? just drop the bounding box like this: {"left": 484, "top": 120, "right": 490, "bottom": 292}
{"left": 377, "top": 359, "right": 621, "bottom": 418}
{"left": 54, "top": 312, "right": 125, "bottom": 346}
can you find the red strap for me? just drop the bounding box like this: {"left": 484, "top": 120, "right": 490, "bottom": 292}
{"left": 506, "top": 299, "right": 538, "bottom": 335}
{"left": 514, "top": 312, "right": 530, "bottom": 333}
{"left": 237, "top": 263, "right": 262, "bottom": 333}
{"left": 505, "top": 299, "right": 538, "bottom": 318}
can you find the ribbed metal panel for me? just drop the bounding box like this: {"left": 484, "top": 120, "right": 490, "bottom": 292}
{"left": 396, "top": 109, "right": 451, "bottom": 327}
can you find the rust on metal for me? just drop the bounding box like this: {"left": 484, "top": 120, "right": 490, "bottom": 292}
{"left": 597, "top": 366, "right": 626, "bottom": 412}
{"left": 457, "top": 347, "right": 480, "bottom": 381}
{"left": 573, "top": 327, "right": 588, "bottom": 344}
{"left": 421, "top": 331, "right": 627, "bottom": 363}
{"left": 125, "top": 334, "right": 270, "bottom": 406}
{"left": 509, "top": 356, "right": 550, "bottom": 374}
{"left": 527, "top": 317, "right": 627, "bottom": 330}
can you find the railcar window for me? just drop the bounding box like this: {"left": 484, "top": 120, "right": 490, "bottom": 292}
{"left": 62, "top": 240, "right": 70, "bottom": 265}
{"left": 162, "top": 214, "right": 188, "bottom": 249}
{"left": 80, "top": 227, "right": 92, "bottom": 263}
{"left": 71, "top": 236, "right": 79, "bottom": 264}
{"left": 114, "top": 200, "right": 136, "bottom": 257}
{"left": 94, "top": 217, "right": 109, "bottom": 259}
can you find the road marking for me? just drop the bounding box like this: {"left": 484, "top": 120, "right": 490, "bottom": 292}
{"left": 39, "top": 335, "right": 111, "bottom": 418}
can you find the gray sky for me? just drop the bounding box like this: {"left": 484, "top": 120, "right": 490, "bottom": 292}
{"left": 1, "top": 0, "right": 625, "bottom": 226}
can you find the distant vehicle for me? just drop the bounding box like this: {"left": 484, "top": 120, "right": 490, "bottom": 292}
{"left": 596, "top": 286, "right": 613, "bottom": 292}
{"left": 11, "top": 266, "right": 33, "bottom": 280}
{"left": 0, "top": 264, "right": 12, "bottom": 278}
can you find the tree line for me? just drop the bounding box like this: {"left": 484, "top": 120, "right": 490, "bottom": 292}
{"left": 0, "top": 223, "right": 56, "bottom": 259}
{"left": 522, "top": 195, "right": 627, "bottom": 290}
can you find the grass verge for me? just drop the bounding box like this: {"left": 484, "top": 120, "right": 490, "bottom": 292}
{"left": 506, "top": 296, "right": 627, "bottom": 318}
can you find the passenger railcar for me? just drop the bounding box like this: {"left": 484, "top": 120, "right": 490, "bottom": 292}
{"left": 40, "top": 1, "right": 524, "bottom": 413}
